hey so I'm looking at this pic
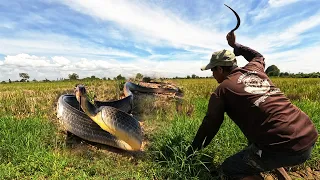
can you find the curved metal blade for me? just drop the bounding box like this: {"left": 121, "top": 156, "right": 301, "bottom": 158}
{"left": 224, "top": 4, "right": 241, "bottom": 32}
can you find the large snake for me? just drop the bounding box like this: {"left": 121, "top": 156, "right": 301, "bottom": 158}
{"left": 56, "top": 82, "right": 178, "bottom": 151}
{"left": 224, "top": 4, "right": 241, "bottom": 32}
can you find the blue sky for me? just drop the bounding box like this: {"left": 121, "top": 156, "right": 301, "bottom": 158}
{"left": 0, "top": 0, "right": 320, "bottom": 81}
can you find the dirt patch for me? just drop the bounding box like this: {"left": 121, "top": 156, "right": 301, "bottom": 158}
{"left": 288, "top": 167, "right": 320, "bottom": 179}
{"left": 260, "top": 167, "right": 320, "bottom": 180}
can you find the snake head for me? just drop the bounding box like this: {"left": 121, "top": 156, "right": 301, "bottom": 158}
{"left": 74, "top": 84, "right": 87, "bottom": 111}
{"left": 74, "top": 84, "right": 87, "bottom": 98}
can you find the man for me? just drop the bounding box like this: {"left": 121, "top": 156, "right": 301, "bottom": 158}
{"left": 188, "top": 32, "right": 318, "bottom": 180}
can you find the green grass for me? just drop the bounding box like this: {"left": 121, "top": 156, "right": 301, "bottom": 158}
{"left": 0, "top": 116, "right": 60, "bottom": 179}
{"left": 0, "top": 116, "right": 155, "bottom": 179}
{"left": 0, "top": 78, "right": 319, "bottom": 179}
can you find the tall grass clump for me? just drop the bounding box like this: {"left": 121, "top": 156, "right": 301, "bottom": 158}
{"left": 149, "top": 108, "right": 215, "bottom": 179}
{"left": 148, "top": 96, "right": 249, "bottom": 179}
{"left": 292, "top": 99, "right": 320, "bottom": 168}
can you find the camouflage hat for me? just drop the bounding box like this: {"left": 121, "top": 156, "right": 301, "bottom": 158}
{"left": 201, "top": 49, "right": 237, "bottom": 71}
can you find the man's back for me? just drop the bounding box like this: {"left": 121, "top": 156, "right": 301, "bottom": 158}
{"left": 190, "top": 32, "right": 318, "bottom": 179}
{"left": 215, "top": 43, "right": 318, "bottom": 152}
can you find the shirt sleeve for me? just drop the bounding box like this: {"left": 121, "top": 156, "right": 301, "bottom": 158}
{"left": 234, "top": 43, "right": 266, "bottom": 72}
{"left": 190, "top": 89, "right": 225, "bottom": 151}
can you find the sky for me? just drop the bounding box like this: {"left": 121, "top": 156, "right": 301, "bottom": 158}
{"left": 0, "top": 0, "right": 320, "bottom": 81}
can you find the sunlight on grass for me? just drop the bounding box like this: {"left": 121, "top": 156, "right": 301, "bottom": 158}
{"left": 0, "top": 78, "right": 319, "bottom": 179}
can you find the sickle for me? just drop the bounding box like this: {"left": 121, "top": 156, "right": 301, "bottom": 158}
{"left": 224, "top": 4, "right": 241, "bottom": 32}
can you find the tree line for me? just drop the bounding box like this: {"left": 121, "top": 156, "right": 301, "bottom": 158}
{"left": 265, "top": 65, "right": 320, "bottom": 78}
{"left": 1, "top": 65, "right": 320, "bottom": 84}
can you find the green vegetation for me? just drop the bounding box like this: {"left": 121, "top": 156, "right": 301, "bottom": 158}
{"left": 0, "top": 78, "right": 319, "bottom": 179}
{"left": 135, "top": 73, "right": 144, "bottom": 81}
{"left": 265, "top": 65, "right": 280, "bottom": 77}
{"left": 19, "top": 73, "right": 30, "bottom": 82}
{"left": 68, "top": 73, "right": 79, "bottom": 80}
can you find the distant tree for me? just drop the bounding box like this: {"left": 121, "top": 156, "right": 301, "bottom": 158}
{"left": 32, "top": 78, "right": 37, "bottom": 82}
{"left": 68, "top": 73, "right": 79, "bottom": 80}
{"left": 90, "top": 75, "right": 100, "bottom": 79}
{"left": 114, "top": 74, "right": 126, "bottom": 81}
{"left": 186, "top": 75, "right": 190, "bottom": 79}
{"left": 142, "top": 76, "right": 151, "bottom": 83}
{"left": 108, "top": 77, "right": 111, "bottom": 80}
{"left": 9, "top": 79, "right": 11, "bottom": 83}
{"left": 279, "top": 72, "right": 290, "bottom": 77}
{"left": 265, "top": 65, "right": 280, "bottom": 77}
{"left": 191, "top": 74, "right": 199, "bottom": 79}
{"left": 135, "top": 73, "right": 143, "bottom": 81}
{"left": 102, "top": 77, "right": 107, "bottom": 80}
{"left": 1, "top": 81, "right": 6, "bottom": 84}
{"left": 19, "top": 73, "right": 30, "bottom": 82}
{"left": 43, "top": 78, "right": 50, "bottom": 82}
{"left": 309, "top": 72, "right": 320, "bottom": 78}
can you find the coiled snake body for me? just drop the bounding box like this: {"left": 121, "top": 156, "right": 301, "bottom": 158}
{"left": 56, "top": 82, "right": 178, "bottom": 151}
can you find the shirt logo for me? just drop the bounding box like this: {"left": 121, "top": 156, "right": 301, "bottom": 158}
{"left": 238, "top": 71, "right": 270, "bottom": 94}
{"left": 237, "top": 71, "right": 281, "bottom": 107}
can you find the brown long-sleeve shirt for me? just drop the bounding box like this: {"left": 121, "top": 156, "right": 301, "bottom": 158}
{"left": 191, "top": 43, "right": 318, "bottom": 153}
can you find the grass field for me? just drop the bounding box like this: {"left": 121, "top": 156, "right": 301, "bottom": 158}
{"left": 0, "top": 78, "right": 319, "bottom": 179}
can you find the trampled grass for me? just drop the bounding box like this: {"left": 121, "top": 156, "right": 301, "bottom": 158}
{"left": 0, "top": 78, "right": 319, "bottom": 179}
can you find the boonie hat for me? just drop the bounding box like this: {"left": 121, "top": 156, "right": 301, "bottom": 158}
{"left": 201, "top": 49, "right": 237, "bottom": 71}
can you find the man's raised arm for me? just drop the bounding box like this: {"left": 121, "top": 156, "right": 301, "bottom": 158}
{"left": 226, "top": 32, "right": 265, "bottom": 64}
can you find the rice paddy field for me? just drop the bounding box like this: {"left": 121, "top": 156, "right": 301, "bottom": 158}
{"left": 0, "top": 78, "right": 319, "bottom": 179}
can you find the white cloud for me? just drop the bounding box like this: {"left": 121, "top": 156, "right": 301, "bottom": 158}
{"left": 52, "top": 56, "right": 71, "bottom": 66}
{"left": 0, "top": 53, "right": 211, "bottom": 81}
{"left": 4, "top": 54, "right": 54, "bottom": 67}
{"left": 268, "top": 0, "right": 300, "bottom": 7}
{"left": 280, "top": 13, "right": 320, "bottom": 39}
{"left": 60, "top": 0, "right": 226, "bottom": 50}
{"left": 264, "top": 44, "right": 320, "bottom": 73}
{"left": 238, "top": 11, "right": 320, "bottom": 54}
{"left": 251, "top": 0, "right": 303, "bottom": 21}
{"left": 0, "top": 32, "right": 138, "bottom": 59}
{"left": 59, "top": 0, "right": 320, "bottom": 58}
{"left": 1, "top": 45, "right": 320, "bottom": 82}
{"left": 0, "top": 22, "right": 16, "bottom": 29}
